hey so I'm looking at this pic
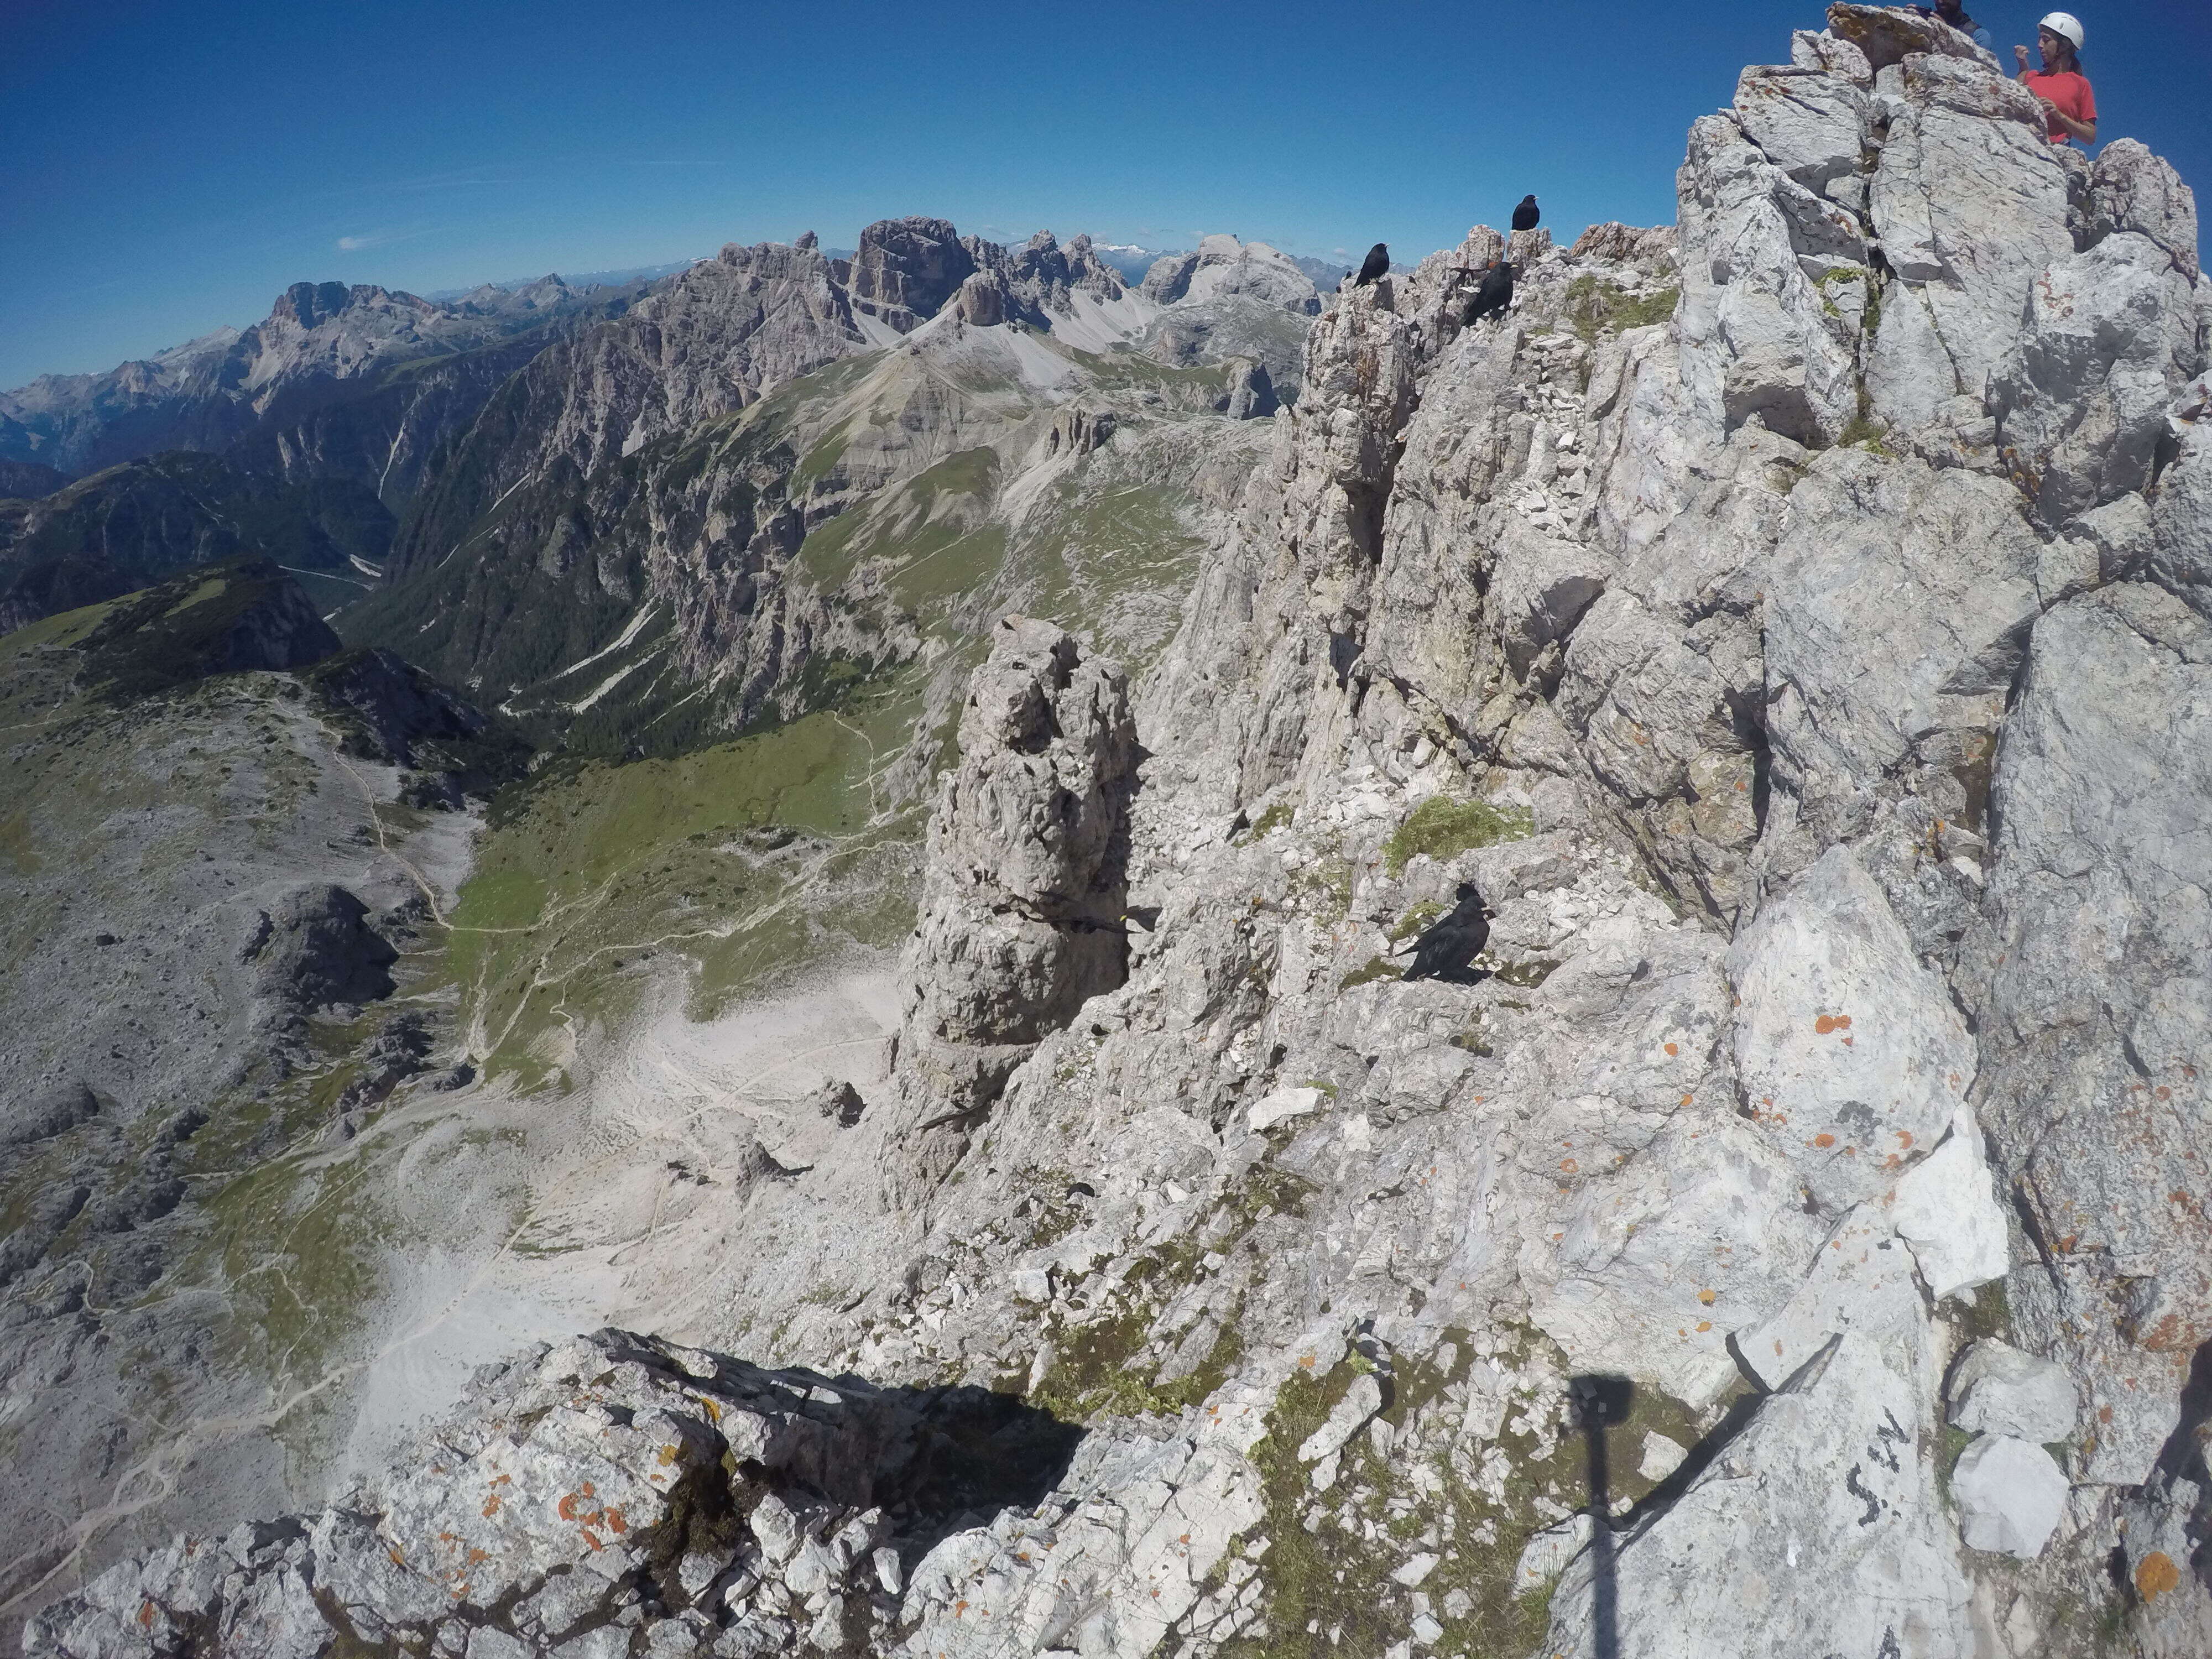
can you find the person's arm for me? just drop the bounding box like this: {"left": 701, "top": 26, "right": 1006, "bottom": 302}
{"left": 2044, "top": 105, "right": 2096, "bottom": 143}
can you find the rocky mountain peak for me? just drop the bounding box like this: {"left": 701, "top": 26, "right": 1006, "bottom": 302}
{"left": 270, "top": 278, "right": 358, "bottom": 330}
{"left": 1139, "top": 233, "right": 1318, "bottom": 316}
{"left": 846, "top": 215, "right": 979, "bottom": 333}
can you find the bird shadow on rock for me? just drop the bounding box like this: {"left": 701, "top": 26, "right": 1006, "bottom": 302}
{"left": 1401, "top": 962, "right": 1492, "bottom": 987}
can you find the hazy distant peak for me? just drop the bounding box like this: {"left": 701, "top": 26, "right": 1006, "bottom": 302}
{"left": 1139, "top": 233, "right": 1320, "bottom": 315}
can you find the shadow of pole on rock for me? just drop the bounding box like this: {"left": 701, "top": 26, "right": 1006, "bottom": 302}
{"left": 1571, "top": 1373, "right": 1634, "bottom": 1659}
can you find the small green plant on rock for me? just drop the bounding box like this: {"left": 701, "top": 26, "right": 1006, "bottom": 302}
{"left": 1339, "top": 955, "right": 1399, "bottom": 990}
{"left": 1383, "top": 796, "right": 1535, "bottom": 877}
{"left": 1389, "top": 900, "right": 1446, "bottom": 943}
{"left": 1563, "top": 275, "right": 1680, "bottom": 347}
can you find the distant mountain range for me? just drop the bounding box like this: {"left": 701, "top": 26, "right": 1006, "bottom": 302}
{"left": 424, "top": 258, "right": 701, "bottom": 300}
{"left": 0, "top": 220, "right": 1326, "bottom": 651}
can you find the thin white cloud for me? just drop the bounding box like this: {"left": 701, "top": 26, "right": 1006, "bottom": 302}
{"left": 337, "top": 228, "right": 430, "bottom": 253}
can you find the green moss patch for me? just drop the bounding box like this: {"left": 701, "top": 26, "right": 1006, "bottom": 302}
{"left": 1382, "top": 796, "right": 1534, "bottom": 877}
{"left": 1389, "top": 901, "right": 1445, "bottom": 943}
{"left": 1563, "top": 276, "right": 1680, "bottom": 347}
{"left": 1339, "top": 955, "right": 1400, "bottom": 991}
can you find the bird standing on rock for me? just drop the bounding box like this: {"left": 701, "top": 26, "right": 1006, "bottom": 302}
{"left": 1512, "top": 194, "right": 1541, "bottom": 232}
{"left": 1353, "top": 243, "right": 1390, "bottom": 287}
{"left": 1400, "top": 881, "right": 1493, "bottom": 982}
{"left": 1462, "top": 259, "right": 1516, "bottom": 325}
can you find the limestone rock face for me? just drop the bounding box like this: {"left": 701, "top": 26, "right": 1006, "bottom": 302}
{"left": 1730, "top": 62, "right": 1871, "bottom": 199}
{"left": 2089, "top": 137, "right": 2202, "bottom": 280}
{"left": 2150, "top": 371, "right": 2212, "bottom": 607}
{"left": 1677, "top": 109, "right": 1863, "bottom": 446}
{"left": 1964, "top": 581, "right": 2212, "bottom": 1483}
{"left": 891, "top": 618, "right": 1136, "bottom": 1181}
{"left": 1864, "top": 53, "right": 2072, "bottom": 434}
{"left": 1991, "top": 231, "right": 2203, "bottom": 522}
{"left": 1758, "top": 450, "right": 2043, "bottom": 849}
{"left": 23, "top": 1330, "right": 1258, "bottom": 1659}
{"left": 1824, "top": 0, "right": 1997, "bottom": 71}
{"left": 1550, "top": 1334, "right": 1973, "bottom": 1657}
{"left": 846, "top": 216, "right": 979, "bottom": 333}
{"left": 1728, "top": 846, "right": 1974, "bottom": 1210}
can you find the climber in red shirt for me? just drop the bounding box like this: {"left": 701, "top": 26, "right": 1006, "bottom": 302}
{"left": 2014, "top": 12, "right": 2098, "bottom": 146}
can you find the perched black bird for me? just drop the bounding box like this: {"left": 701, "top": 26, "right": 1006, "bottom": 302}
{"left": 1400, "top": 881, "right": 1493, "bottom": 982}
{"left": 1462, "top": 259, "right": 1516, "bottom": 325}
{"left": 1353, "top": 243, "right": 1390, "bottom": 287}
{"left": 1512, "top": 194, "right": 1542, "bottom": 232}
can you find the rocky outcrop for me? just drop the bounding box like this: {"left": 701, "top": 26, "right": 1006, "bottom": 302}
{"left": 239, "top": 884, "right": 397, "bottom": 1022}
{"left": 1105, "top": 4, "right": 2206, "bottom": 1652}
{"left": 891, "top": 618, "right": 1136, "bottom": 1185}
{"left": 24, "top": 1328, "right": 1266, "bottom": 1659}
{"left": 65, "top": 556, "right": 341, "bottom": 698}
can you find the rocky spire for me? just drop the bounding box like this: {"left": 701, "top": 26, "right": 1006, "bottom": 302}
{"left": 888, "top": 616, "right": 1136, "bottom": 1195}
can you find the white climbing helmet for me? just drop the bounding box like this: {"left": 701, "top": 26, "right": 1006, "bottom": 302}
{"left": 2038, "top": 12, "right": 2085, "bottom": 50}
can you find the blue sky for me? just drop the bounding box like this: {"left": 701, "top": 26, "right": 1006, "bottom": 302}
{"left": 4, "top": 1, "right": 2206, "bottom": 389}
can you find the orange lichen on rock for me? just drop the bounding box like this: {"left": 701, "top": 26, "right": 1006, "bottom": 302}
{"left": 1814, "top": 1133, "right": 1837, "bottom": 1149}
{"left": 1814, "top": 1013, "right": 1853, "bottom": 1035}
{"left": 1698, "top": 1288, "right": 1717, "bottom": 1305}
{"left": 2144, "top": 1313, "right": 2191, "bottom": 1352}
{"left": 2136, "top": 1551, "right": 2182, "bottom": 1600}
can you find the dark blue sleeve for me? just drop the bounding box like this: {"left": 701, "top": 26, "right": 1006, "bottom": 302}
{"left": 1974, "top": 26, "right": 1994, "bottom": 50}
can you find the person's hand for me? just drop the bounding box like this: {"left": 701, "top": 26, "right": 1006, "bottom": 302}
{"left": 2034, "top": 93, "right": 2057, "bottom": 114}
{"left": 2014, "top": 43, "right": 2030, "bottom": 69}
